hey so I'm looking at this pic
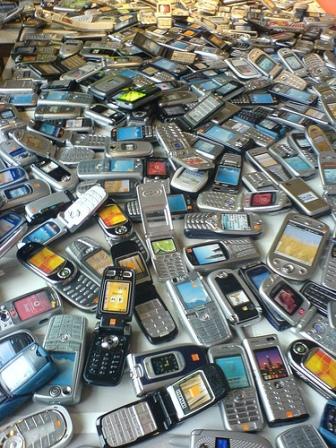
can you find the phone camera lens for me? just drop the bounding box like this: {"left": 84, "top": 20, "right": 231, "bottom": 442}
{"left": 293, "top": 342, "right": 308, "bottom": 355}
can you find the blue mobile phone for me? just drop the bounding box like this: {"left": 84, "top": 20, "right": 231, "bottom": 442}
{"left": 0, "top": 167, "right": 27, "bottom": 189}
{"left": 0, "top": 212, "right": 25, "bottom": 244}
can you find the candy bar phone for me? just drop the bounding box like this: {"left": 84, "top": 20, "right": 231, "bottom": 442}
{"left": 106, "top": 140, "right": 153, "bottom": 159}
{"left": 225, "top": 57, "right": 261, "bottom": 79}
{"left": 0, "top": 287, "right": 62, "bottom": 336}
{"left": 319, "top": 400, "right": 336, "bottom": 446}
{"left": 207, "top": 269, "right": 262, "bottom": 327}
{"left": 10, "top": 129, "right": 57, "bottom": 158}
{"left": 89, "top": 73, "right": 132, "bottom": 99}
{"left": 37, "top": 90, "right": 92, "bottom": 108}
{"left": 65, "top": 237, "right": 112, "bottom": 285}
{"left": 267, "top": 213, "right": 329, "bottom": 281}
{"left": 77, "top": 158, "right": 143, "bottom": 181}
{"left": 316, "top": 84, "right": 336, "bottom": 126}
{"left": 34, "top": 314, "right": 86, "bottom": 405}
{"left": 137, "top": 183, "right": 187, "bottom": 280}
{"left": 111, "top": 240, "right": 177, "bottom": 344}
{"left": 242, "top": 172, "right": 278, "bottom": 192}
{"left": 0, "top": 405, "right": 73, "bottom": 448}
{"left": 197, "top": 123, "right": 253, "bottom": 153}
{"left": 170, "top": 167, "right": 209, "bottom": 194}
{"left": 287, "top": 339, "right": 336, "bottom": 400}
{"left": 287, "top": 131, "right": 317, "bottom": 168}
{"left": 0, "top": 166, "right": 27, "bottom": 190}
{"left": 276, "top": 425, "right": 328, "bottom": 448}
{"left": 0, "top": 339, "right": 57, "bottom": 421}
{"left": 0, "top": 212, "right": 27, "bottom": 259}
{"left": 212, "top": 153, "right": 242, "bottom": 193}
{"left": 112, "top": 84, "right": 162, "bottom": 110}
{"left": 84, "top": 104, "right": 127, "bottom": 127}
{"left": 208, "top": 344, "right": 264, "bottom": 432}
{"left": 184, "top": 212, "right": 263, "bottom": 239}
{"left": 188, "top": 430, "right": 272, "bottom": 448}
{"left": 270, "top": 84, "right": 317, "bottom": 106}
{"left": 34, "top": 105, "right": 82, "bottom": 121}
{"left": 305, "top": 125, "right": 334, "bottom": 154}
{"left": 17, "top": 243, "right": 99, "bottom": 312}
{"left": 26, "top": 120, "right": 71, "bottom": 144}
{"left": 245, "top": 148, "right": 291, "bottom": 184}
{"left": 127, "top": 344, "right": 208, "bottom": 396}
{"left": 0, "top": 179, "right": 51, "bottom": 211}
{"left": 83, "top": 267, "right": 135, "bottom": 386}
{"left": 277, "top": 48, "right": 307, "bottom": 77}
{"left": 248, "top": 49, "right": 282, "bottom": 79}
{"left": 280, "top": 103, "right": 329, "bottom": 127}
{"left": 96, "top": 365, "right": 228, "bottom": 447}
{"left": 259, "top": 274, "right": 311, "bottom": 326}
{"left": 166, "top": 272, "right": 232, "bottom": 347}
{"left": 279, "top": 178, "right": 330, "bottom": 217}
{"left": 243, "top": 334, "right": 309, "bottom": 426}
{"left": 31, "top": 158, "right": 78, "bottom": 192}
{"left": 184, "top": 239, "right": 259, "bottom": 272}
{"left": 196, "top": 191, "right": 242, "bottom": 213}
{"left": 318, "top": 152, "right": 336, "bottom": 195}
{"left": 0, "top": 139, "right": 37, "bottom": 167}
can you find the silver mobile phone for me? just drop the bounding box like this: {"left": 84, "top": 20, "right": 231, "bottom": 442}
{"left": 106, "top": 141, "right": 153, "bottom": 158}
{"left": 305, "top": 125, "right": 334, "bottom": 154}
{"left": 248, "top": 48, "right": 282, "bottom": 79}
{"left": 197, "top": 191, "right": 242, "bottom": 213}
{"left": 279, "top": 178, "right": 330, "bottom": 217}
{"left": 242, "top": 172, "right": 278, "bottom": 192}
{"left": 166, "top": 272, "right": 232, "bottom": 347}
{"left": 34, "top": 105, "right": 82, "bottom": 121}
{"left": 276, "top": 425, "right": 328, "bottom": 448}
{"left": 11, "top": 129, "right": 57, "bottom": 158}
{"left": 31, "top": 158, "right": 79, "bottom": 192}
{"left": 267, "top": 212, "right": 329, "bottom": 281}
{"left": 183, "top": 238, "right": 260, "bottom": 272}
{"left": 37, "top": 90, "right": 92, "bottom": 108}
{"left": 0, "top": 405, "right": 73, "bottom": 448}
{"left": 0, "top": 139, "right": 37, "bottom": 167}
{"left": 243, "top": 334, "right": 309, "bottom": 426}
{"left": 245, "top": 147, "right": 291, "bottom": 184}
{"left": 243, "top": 191, "right": 291, "bottom": 213}
{"left": 170, "top": 167, "right": 209, "bottom": 193}
{"left": 277, "top": 48, "right": 307, "bottom": 77}
{"left": 137, "top": 183, "right": 188, "bottom": 281}
{"left": 318, "top": 152, "right": 336, "bottom": 195}
{"left": 321, "top": 238, "right": 336, "bottom": 291}
{"left": 0, "top": 179, "right": 51, "bottom": 211}
{"left": 77, "top": 158, "right": 143, "bottom": 181}
{"left": 208, "top": 344, "right": 264, "bottom": 432}
{"left": 189, "top": 430, "right": 272, "bottom": 448}
{"left": 34, "top": 314, "right": 86, "bottom": 405}
{"left": 207, "top": 269, "right": 262, "bottom": 327}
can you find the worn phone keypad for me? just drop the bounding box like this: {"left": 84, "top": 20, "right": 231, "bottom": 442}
{"left": 57, "top": 273, "right": 99, "bottom": 310}
{"left": 197, "top": 191, "right": 242, "bottom": 212}
{"left": 277, "top": 425, "right": 327, "bottom": 448}
{"left": 43, "top": 315, "right": 84, "bottom": 351}
{"left": 224, "top": 389, "right": 262, "bottom": 427}
{"left": 135, "top": 299, "right": 176, "bottom": 338}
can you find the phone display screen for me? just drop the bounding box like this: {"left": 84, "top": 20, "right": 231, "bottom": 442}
{"left": 116, "top": 253, "right": 148, "bottom": 280}
{"left": 232, "top": 59, "right": 258, "bottom": 76}
{"left": 109, "top": 159, "right": 136, "bottom": 172}
{"left": 222, "top": 214, "right": 251, "bottom": 231}
{"left": 98, "top": 204, "right": 128, "bottom": 227}
{"left": 146, "top": 160, "right": 167, "bottom": 177}
{"left": 46, "top": 91, "right": 68, "bottom": 101}
{"left": 193, "top": 140, "right": 218, "bottom": 155}
{"left": 250, "top": 93, "right": 274, "bottom": 104}
{"left": 0, "top": 216, "right": 17, "bottom": 236}
{"left": 152, "top": 58, "right": 179, "bottom": 72}
{"left": 215, "top": 439, "right": 230, "bottom": 448}
{"left": 0, "top": 109, "right": 15, "bottom": 119}
{"left": 286, "top": 88, "right": 312, "bottom": 104}
{"left": 151, "top": 238, "right": 176, "bottom": 255}
{"left": 10, "top": 94, "right": 34, "bottom": 105}
{"left": 1, "top": 354, "right": 37, "bottom": 392}
{"left": 254, "top": 152, "right": 278, "bottom": 168}
{"left": 215, "top": 355, "right": 250, "bottom": 389}
{"left": 0, "top": 341, "right": 17, "bottom": 368}
{"left": 39, "top": 123, "right": 61, "bottom": 137}
{"left": 285, "top": 156, "right": 311, "bottom": 171}
{"left": 14, "top": 290, "right": 53, "bottom": 321}
{"left": 104, "top": 180, "right": 130, "bottom": 193}
{"left": 247, "top": 267, "right": 270, "bottom": 290}
{"left": 28, "top": 247, "right": 65, "bottom": 275}
{"left": 188, "top": 243, "right": 227, "bottom": 265}
{"left": 4, "top": 185, "right": 30, "bottom": 200}
{"left": 150, "top": 353, "right": 180, "bottom": 375}
{"left": 9, "top": 147, "right": 28, "bottom": 158}
{"left": 304, "top": 348, "right": 336, "bottom": 389}
{"left": 173, "top": 371, "right": 212, "bottom": 415}
{"left": 116, "top": 126, "right": 143, "bottom": 140}
{"left": 49, "top": 352, "right": 75, "bottom": 386}
{"left": 198, "top": 80, "right": 219, "bottom": 91}
{"left": 85, "top": 249, "right": 112, "bottom": 276}
{"left": 103, "top": 279, "right": 130, "bottom": 313}
{"left": 272, "top": 284, "right": 303, "bottom": 315}
{"left": 254, "top": 347, "right": 288, "bottom": 381}
{"left": 275, "top": 223, "right": 322, "bottom": 266}
{"left": 257, "top": 55, "right": 276, "bottom": 72}
{"left": 115, "top": 90, "right": 146, "bottom": 103}
{"left": 0, "top": 170, "right": 16, "bottom": 184}
{"left": 250, "top": 192, "right": 275, "bottom": 207}
{"left": 285, "top": 55, "right": 302, "bottom": 70}
{"left": 23, "top": 222, "right": 61, "bottom": 245}
{"left": 176, "top": 277, "right": 210, "bottom": 310}
{"left": 168, "top": 195, "right": 188, "bottom": 213}
{"left": 216, "top": 82, "right": 238, "bottom": 95}
{"left": 203, "top": 125, "right": 235, "bottom": 144}
{"left": 215, "top": 166, "right": 240, "bottom": 186}
{"left": 39, "top": 161, "right": 69, "bottom": 181}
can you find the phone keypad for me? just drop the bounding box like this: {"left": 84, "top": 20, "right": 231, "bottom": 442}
{"left": 57, "top": 273, "right": 99, "bottom": 310}
{"left": 277, "top": 425, "right": 326, "bottom": 448}
{"left": 262, "top": 377, "right": 306, "bottom": 419}
{"left": 224, "top": 389, "right": 261, "bottom": 427}
{"left": 189, "top": 302, "right": 231, "bottom": 346}
{"left": 197, "top": 191, "right": 241, "bottom": 212}
{"left": 301, "top": 314, "right": 336, "bottom": 356}
{"left": 59, "top": 146, "right": 95, "bottom": 165}
{"left": 135, "top": 298, "right": 176, "bottom": 338}
{"left": 155, "top": 252, "right": 188, "bottom": 280}
{"left": 43, "top": 315, "right": 84, "bottom": 352}
{"left": 156, "top": 122, "right": 191, "bottom": 154}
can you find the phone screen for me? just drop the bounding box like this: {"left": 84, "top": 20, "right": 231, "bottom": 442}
{"left": 285, "top": 156, "right": 311, "bottom": 171}
{"left": 254, "top": 347, "right": 288, "bottom": 381}
{"left": 115, "top": 90, "right": 146, "bottom": 103}
{"left": 1, "top": 354, "right": 37, "bottom": 392}
{"left": 188, "top": 243, "right": 227, "bottom": 266}
{"left": 176, "top": 277, "right": 210, "bottom": 310}
{"left": 49, "top": 352, "right": 75, "bottom": 386}
{"left": 4, "top": 185, "right": 30, "bottom": 200}
{"left": 151, "top": 238, "right": 176, "bottom": 255}
{"left": 272, "top": 284, "right": 303, "bottom": 315}
{"left": 173, "top": 371, "right": 212, "bottom": 415}
{"left": 116, "top": 253, "right": 148, "bottom": 280}
{"left": 152, "top": 58, "right": 179, "bottom": 72}
{"left": 98, "top": 204, "right": 128, "bottom": 227}
{"left": 286, "top": 55, "right": 302, "bottom": 70}
{"left": 28, "top": 247, "right": 65, "bottom": 275}
{"left": 257, "top": 55, "right": 276, "bottom": 72}
{"left": 168, "top": 195, "right": 188, "bottom": 213}
{"left": 304, "top": 348, "right": 336, "bottom": 389}
{"left": 215, "top": 354, "right": 250, "bottom": 389}
{"left": 216, "top": 82, "right": 238, "bottom": 95}
{"left": 39, "top": 161, "right": 69, "bottom": 181}
{"left": 0, "top": 215, "right": 18, "bottom": 237}
{"left": 116, "top": 126, "right": 143, "bottom": 141}
{"left": 109, "top": 159, "right": 135, "bottom": 172}
{"left": 102, "top": 279, "right": 130, "bottom": 313}
{"left": 0, "top": 109, "right": 15, "bottom": 119}
{"left": 221, "top": 214, "right": 251, "bottom": 231}
{"left": 215, "top": 166, "right": 240, "bottom": 186}
{"left": 0, "top": 341, "right": 17, "bottom": 368}
{"left": 104, "top": 180, "right": 130, "bottom": 193}
{"left": 0, "top": 170, "right": 16, "bottom": 184}
{"left": 247, "top": 267, "right": 270, "bottom": 290}
{"left": 22, "top": 222, "right": 61, "bottom": 245}
{"left": 275, "top": 223, "right": 322, "bottom": 266}
{"left": 250, "top": 93, "right": 274, "bottom": 104}
{"left": 150, "top": 353, "right": 180, "bottom": 375}
{"left": 250, "top": 192, "right": 275, "bottom": 207}
{"left": 146, "top": 160, "right": 167, "bottom": 177}
{"left": 85, "top": 249, "right": 112, "bottom": 276}
{"left": 203, "top": 125, "right": 236, "bottom": 144}
{"left": 193, "top": 140, "right": 218, "bottom": 155}
{"left": 215, "top": 439, "right": 230, "bottom": 448}
{"left": 14, "top": 290, "right": 53, "bottom": 321}
{"left": 254, "top": 152, "right": 278, "bottom": 167}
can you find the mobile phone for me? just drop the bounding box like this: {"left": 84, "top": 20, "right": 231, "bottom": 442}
{"left": 207, "top": 269, "right": 262, "bottom": 327}
{"left": 0, "top": 211, "right": 27, "bottom": 259}
{"left": 243, "top": 334, "right": 309, "bottom": 426}
{"left": 0, "top": 179, "right": 51, "bottom": 212}
{"left": 197, "top": 123, "right": 254, "bottom": 153}
{"left": 226, "top": 58, "right": 261, "bottom": 79}
{"left": 25, "top": 191, "right": 73, "bottom": 224}
{"left": 184, "top": 134, "right": 224, "bottom": 161}
{"left": 176, "top": 94, "right": 225, "bottom": 131}
{"left": 31, "top": 158, "right": 78, "bottom": 192}
{"left": 318, "top": 152, "right": 336, "bottom": 195}
{"left": 34, "top": 105, "right": 82, "bottom": 121}
{"left": 17, "top": 218, "right": 67, "bottom": 247}
{"left": 137, "top": 183, "right": 188, "bottom": 281}
{"left": 270, "top": 84, "right": 317, "bottom": 106}
{"left": 184, "top": 212, "right": 263, "bottom": 239}
{"left": 319, "top": 400, "right": 336, "bottom": 446}
{"left": 245, "top": 147, "right": 291, "bottom": 184}
{"left": 27, "top": 120, "right": 71, "bottom": 144}
{"left": 276, "top": 425, "right": 328, "bottom": 448}
{"left": 111, "top": 124, "right": 155, "bottom": 142}
{"left": 170, "top": 167, "right": 209, "bottom": 194}
{"left": 279, "top": 178, "right": 330, "bottom": 217}
{"left": 230, "top": 92, "right": 278, "bottom": 107}
{"left": 208, "top": 344, "right": 264, "bottom": 432}
{"left": 96, "top": 365, "right": 228, "bottom": 447}
{"left": 248, "top": 48, "right": 282, "bottom": 79}
{"left": 111, "top": 240, "right": 177, "bottom": 344}
{"left": 287, "top": 339, "right": 336, "bottom": 400}
{"left": 112, "top": 84, "right": 162, "bottom": 110}
{"left": 37, "top": 90, "right": 92, "bottom": 108}
{"left": 83, "top": 267, "right": 135, "bottom": 386}
{"left": 77, "top": 158, "right": 143, "bottom": 181}
{"left": 11, "top": 129, "right": 57, "bottom": 159}
{"left": 0, "top": 140, "right": 36, "bottom": 167}
{"left": 89, "top": 73, "right": 132, "bottom": 99}
{"left": 127, "top": 344, "right": 208, "bottom": 396}
{"left": 166, "top": 272, "right": 232, "bottom": 347}
{"left": 150, "top": 57, "right": 189, "bottom": 77}
{"left": 305, "top": 125, "right": 334, "bottom": 154}
{"left": 0, "top": 166, "right": 27, "bottom": 190}
{"left": 184, "top": 239, "right": 259, "bottom": 272}
{"left": 69, "top": 133, "right": 111, "bottom": 151}
{"left": 0, "top": 405, "right": 73, "bottom": 448}
{"left": 65, "top": 237, "right": 112, "bottom": 285}
{"left": 34, "top": 314, "right": 86, "bottom": 405}
{"left": 17, "top": 242, "right": 100, "bottom": 312}
{"left": 84, "top": 104, "right": 127, "bottom": 127}
{"left": 315, "top": 85, "right": 336, "bottom": 126}
{"left": 287, "top": 131, "right": 317, "bottom": 169}
{"left": 212, "top": 153, "right": 242, "bottom": 193}
{"left": 267, "top": 212, "right": 329, "bottom": 281}
{"left": 243, "top": 191, "right": 290, "bottom": 213}
{"left": 280, "top": 103, "right": 329, "bottom": 127}
{"left": 0, "top": 338, "right": 57, "bottom": 421}
{"left": 188, "top": 430, "right": 272, "bottom": 448}
{"left": 277, "top": 48, "right": 307, "bottom": 77}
